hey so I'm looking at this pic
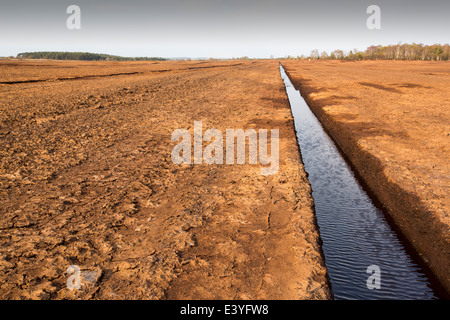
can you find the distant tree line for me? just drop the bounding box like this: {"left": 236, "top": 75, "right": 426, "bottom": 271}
{"left": 16, "top": 51, "right": 167, "bottom": 61}
{"left": 304, "top": 43, "right": 449, "bottom": 61}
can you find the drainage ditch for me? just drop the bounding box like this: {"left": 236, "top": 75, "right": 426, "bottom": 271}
{"left": 280, "top": 64, "right": 439, "bottom": 300}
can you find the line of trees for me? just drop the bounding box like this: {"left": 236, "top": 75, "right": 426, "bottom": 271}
{"left": 306, "top": 43, "right": 449, "bottom": 61}
{"left": 16, "top": 52, "right": 167, "bottom": 61}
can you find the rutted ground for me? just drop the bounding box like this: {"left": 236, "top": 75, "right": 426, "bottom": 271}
{"left": 0, "top": 60, "right": 331, "bottom": 299}
{"left": 283, "top": 60, "right": 450, "bottom": 295}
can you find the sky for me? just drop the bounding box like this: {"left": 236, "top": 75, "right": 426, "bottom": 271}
{"left": 1, "top": 0, "right": 449, "bottom": 58}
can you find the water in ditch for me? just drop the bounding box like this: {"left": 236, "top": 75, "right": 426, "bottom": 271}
{"left": 279, "top": 64, "right": 438, "bottom": 300}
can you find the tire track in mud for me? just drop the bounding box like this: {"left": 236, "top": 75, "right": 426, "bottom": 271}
{"left": 0, "top": 72, "right": 142, "bottom": 84}
{"left": 0, "top": 63, "right": 245, "bottom": 85}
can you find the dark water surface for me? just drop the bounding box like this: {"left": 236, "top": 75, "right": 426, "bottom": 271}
{"left": 279, "top": 64, "right": 438, "bottom": 300}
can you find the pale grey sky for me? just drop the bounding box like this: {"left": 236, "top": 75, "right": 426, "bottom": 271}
{"left": 1, "top": 0, "right": 449, "bottom": 58}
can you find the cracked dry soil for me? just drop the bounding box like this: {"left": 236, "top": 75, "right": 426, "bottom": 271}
{"left": 0, "top": 60, "right": 331, "bottom": 300}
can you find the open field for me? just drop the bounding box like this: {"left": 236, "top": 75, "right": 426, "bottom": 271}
{"left": 0, "top": 60, "right": 331, "bottom": 299}
{"left": 283, "top": 60, "right": 450, "bottom": 293}
{"left": 1, "top": 58, "right": 448, "bottom": 299}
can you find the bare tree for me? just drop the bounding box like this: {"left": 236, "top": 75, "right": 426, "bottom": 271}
{"left": 332, "top": 50, "right": 344, "bottom": 59}
{"left": 310, "top": 49, "right": 319, "bottom": 59}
